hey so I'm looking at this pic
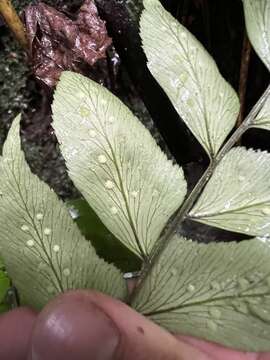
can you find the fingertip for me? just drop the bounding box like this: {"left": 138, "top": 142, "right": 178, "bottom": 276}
{"left": 29, "top": 291, "right": 120, "bottom": 360}
{"left": 39, "top": 290, "right": 206, "bottom": 360}
{"left": 29, "top": 290, "right": 211, "bottom": 360}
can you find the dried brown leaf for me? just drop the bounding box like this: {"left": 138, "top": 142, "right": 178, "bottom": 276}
{"left": 24, "top": 0, "right": 112, "bottom": 87}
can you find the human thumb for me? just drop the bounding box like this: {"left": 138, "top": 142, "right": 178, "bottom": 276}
{"left": 29, "top": 290, "right": 207, "bottom": 360}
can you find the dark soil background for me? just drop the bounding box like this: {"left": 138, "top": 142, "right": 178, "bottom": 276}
{"left": 1, "top": 0, "right": 270, "bottom": 255}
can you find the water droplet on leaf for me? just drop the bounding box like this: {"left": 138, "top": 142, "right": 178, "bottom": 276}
{"left": 181, "top": 31, "right": 187, "bottom": 39}
{"left": 187, "top": 284, "right": 195, "bottom": 292}
{"left": 21, "top": 225, "right": 29, "bottom": 232}
{"left": 98, "top": 155, "right": 107, "bottom": 164}
{"left": 180, "top": 89, "right": 190, "bottom": 103}
{"left": 44, "top": 228, "right": 51, "bottom": 236}
{"left": 105, "top": 180, "right": 114, "bottom": 189}
{"left": 238, "top": 175, "right": 245, "bottom": 182}
{"left": 63, "top": 268, "right": 71, "bottom": 277}
{"left": 131, "top": 191, "right": 138, "bottom": 198}
{"left": 110, "top": 206, "right": 118, "bottom": 215}
{"left": 36, "top": 213, "right": 43, "bottom": 221}
{"left": 262, "top": 207, "right": 270, "bottom": 215}
{"left": 179, "top": 73, "right": 188, "bottom": 83}
{"left": 68, "top": 207, "right": 80, "bottom": 220}
{"left": 89, "top": 130, "right": 96, "bottom": 138}
{"left": 26, "top": 239, "right": 34, "bottom": 247}
{"left": 224, "top": 201, "right": 231, "bottom": 210}
{"left": 53, "top": 245, "right": 60, "bottom": 253}
{"left": 79, "top": 107, "right": 90, "bottom": 117}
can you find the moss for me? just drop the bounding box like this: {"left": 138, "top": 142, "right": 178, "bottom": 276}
{"left": 12, "top": 0, "right": 83, "bottom": 12}
{"left": 0, "top": 32, "right": 29, "bottom": 151}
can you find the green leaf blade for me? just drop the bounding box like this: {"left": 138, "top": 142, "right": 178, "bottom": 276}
{"left": 132, "top": 236, "right": 270, "bottom": 352}
{"left": 243, "top": 0, "right": 270, "bottom": 71}
{"left": 52, "top": 71, "right": 187, "bottom": 259}
{"left": 252, "top": 95, "right": 270, "bottom": 131}
{"left": 0, "top": 116, "right": 127, "bottom": 309}
{"left": 141, "top": 0, "right": 240, "bottom": 157}
{"left": 189, "top": 147, "right": 270, "bottom": 237}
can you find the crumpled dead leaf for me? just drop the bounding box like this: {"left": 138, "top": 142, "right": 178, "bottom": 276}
{"left": 24, "top": 0, "right": 112, "bottom": 87}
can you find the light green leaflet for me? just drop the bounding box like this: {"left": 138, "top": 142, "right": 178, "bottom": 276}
{"left": 140, "top": 0, "right": 240, "bottom": 158}
{"left": 132, "top": 236, "right": 270, "bottom": 352}
{"left": 0, "top": 116, "right": 127, "bottom": 309}
{"left": 252, "top": 94, "right": 270, "bottom": 131}
{"left": 189, "top": 147, "right": 270, "bottom": 237}
{"left": 243, "top": 1, "right": 270, "bottom": 131}
{"left": 242, "top": 0, "right": 270, "bottom": 71}
{"left": 52, "top": 72, "right": 187, "bottom": 259}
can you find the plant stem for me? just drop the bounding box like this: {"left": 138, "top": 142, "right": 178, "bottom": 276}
{"left": 236, "top": 31, "right": 252, "bottom": 144}
{"left": 129, "top": 81, "right": 270, "bottom": 302}
{"left": 0, "top": 0, "right": 28, "bottom": 49}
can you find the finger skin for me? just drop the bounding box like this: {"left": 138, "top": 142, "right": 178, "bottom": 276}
{"left": 178, "top": 336, "right": 270, "bottom": 360}
{"left": 29, "top": 290, "right": 208, "bottom": 360}
{"left": 0, "top": 307, "right": 37, "bottom": 360}
{"left": 29, "top": 292, "right": 119, "bottom": 360}
{"left": 30, "top": 290, "right": 270, "bottom": 360}
{"left": 1, "top": 290, "right": 270, "bottom": 360}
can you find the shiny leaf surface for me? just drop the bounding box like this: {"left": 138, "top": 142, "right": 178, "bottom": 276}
{"left": 189, "top": 147, "right": 270, "bottom": 237}
{"left": 140, "top": 0, "right": 239, "bottom": 157}
{"left": 132, "top": 236, "right": 270, "bottom": 352}
{"left": 0, "top": 116, "right": 127, "bottom": 309}
{"left": 53, "top": 71, "right": 187, "bottom": 258}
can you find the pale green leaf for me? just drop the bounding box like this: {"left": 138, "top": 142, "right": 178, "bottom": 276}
{"left": 52, "top": 71, "right": 187, "bottom": 259}
{"left": 189, "top": 147, "right": 270, "bottom": 237}
{"left": 252, "top": 94, "right": 270, "bottom": 131}
{"left": 140, "top": 0, "right": 239, "bottom": 157}
{"left": 243, "top": 0, "right": 270, "bottom": 71}
{"left": 132, "top": 236, "right": 270, "bottom": 352}
{"left": 0, "top": 115, "right": 127, "bottom": 309}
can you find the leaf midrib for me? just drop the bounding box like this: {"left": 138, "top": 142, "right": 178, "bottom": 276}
{"left": 106, "top": 140, "right": 148, "bottom": 260}
{"left": 166, "top": 15, "right": 215, "bottom": 157}
{"left": 88, "top": 95, "right": 148, "bottom": 260}
{"left": 142, "top": 291, "right": 269, "bottom": 317}
{"left": 9, "top": 161, "right": 64, "bottom": 293}
{"left": 189, "top": 198, "right": 270, "bottom": 219}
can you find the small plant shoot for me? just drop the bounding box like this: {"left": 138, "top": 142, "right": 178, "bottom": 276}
{"left": 2, "top": 0, "right": 270, "bottom": 352}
